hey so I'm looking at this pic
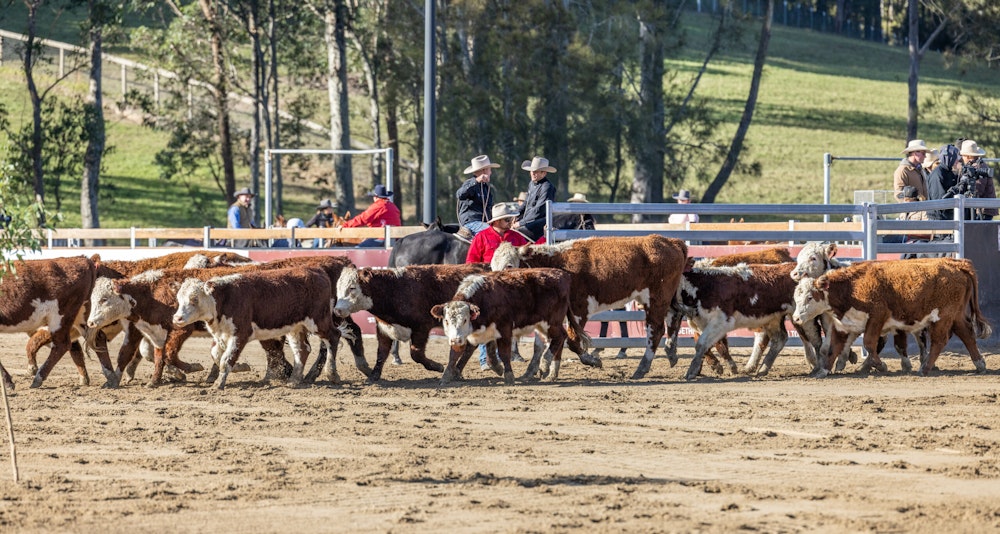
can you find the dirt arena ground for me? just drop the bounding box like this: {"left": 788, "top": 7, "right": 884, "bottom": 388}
{"left": 0, "top": 333, "right": 998, "bottom": 533}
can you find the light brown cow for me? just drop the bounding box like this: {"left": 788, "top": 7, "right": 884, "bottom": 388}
{"left": 490, "top": 235, "right": 688, "bottom": 380}
{"left": 792, "top": 258, "right": 990, "bottom": 375}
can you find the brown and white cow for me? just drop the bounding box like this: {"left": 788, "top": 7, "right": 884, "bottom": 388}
{"left": 490, "top": 235, "right": 687, "bottom": 380}
{"left": 675, "top": 262, "right": 823, "bottom": 380}
{"left": 431, "top": 268, "right": 591, "bottom": 385}
{"left": 171, "top": 266, "right": 339, "bottom": 389}
{"left": 792, "top": 258, "right": 990, "bottom": 376}
{"left": 334, "top": 263, "right": 490, "bottom": 382}
{"left": 0, "top": 256, "right": 100, "bottom": 390}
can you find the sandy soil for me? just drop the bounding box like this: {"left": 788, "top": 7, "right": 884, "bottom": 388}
{"left": 0, "top": 333, "right": 998, "bottom": 533}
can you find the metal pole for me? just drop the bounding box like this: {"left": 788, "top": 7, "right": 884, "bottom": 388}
{"left": 863, "top": 203, "right": 877, "bottom": 260}
{"left": 386, "top": 147, "right": 395, "bottom": 195}
{"left": 422, "top": 0, "right": 437, "bottom": 225}
{"left": 954, "top": 195, "right": 965, "bottom": 259}
{"left": 264, "top": 150, "right": 273, "bottom": 228}
{"left": 823, "top": 152, "right": 831, "bottom": 223}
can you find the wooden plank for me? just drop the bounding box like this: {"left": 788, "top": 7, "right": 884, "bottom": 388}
{"left": 49, "top": 228, "right": 131, "bottom": 239}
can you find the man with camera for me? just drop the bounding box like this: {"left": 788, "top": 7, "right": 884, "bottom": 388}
{"left": 958, "top": 139, "right": 997, "bottom": 220}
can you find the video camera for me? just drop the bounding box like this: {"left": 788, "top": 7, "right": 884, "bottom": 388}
{"left": 955, "top": 164, "right": 983, "bottom": 198}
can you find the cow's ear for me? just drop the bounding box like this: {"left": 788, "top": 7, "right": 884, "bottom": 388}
{"left": 112, "top": 279, "right": 125, "bottom": 295}
{"left": 825, "top": 242, "right": 838, "bottom": 258}
{"left": 204, "top": 281, "right": 216, "bottom": 294}
{"left": 469, "top": 304, "right": 480, "bottom": 321}
{"left": 90, "top": 254, "right": 101, "bottom": 267}
{"left": 815, "top": 276, "right": 830, "bottom": 291}
{"left": 684, "top": 257, "right": 695, "bottom": 272}
{"left": 430, "top": 304, "right": 445, "bottom": 319}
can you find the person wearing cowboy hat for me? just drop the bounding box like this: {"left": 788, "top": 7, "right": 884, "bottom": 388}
{"left": 226, "top": 187, "right": 258, "bottom": 248}
{"left": 306, "top": 198, "right": 339, "bottom": 229}
{"left": 513, "top": 191, "right": 528, "bottom": 209}
{"left": 456, "top": 155, "right": 500, "bottom": 238}
{"left": 668, "top": 190, "right": 699, "bottom": 224}
{"left": 465, "top": 202, "right": 530, "bottom": 370}
{"left": 958, "top": 139, "right": 997, "bottom": 219}
{"left": 512, "top": 156, "right": 557, "bottom": 242}
{"left": 551, "top": 192, "right": 597, "bottom": 232}
{"left": 341, "top": 184, "right": 402, "bottom": 246}
{"left": 893, "top": 139, "right": 930, "bottom": 203}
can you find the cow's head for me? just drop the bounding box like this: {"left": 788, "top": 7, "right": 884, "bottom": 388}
{"left": 172, "top": 278, "right": 216, "bottom": 328}
{"left": 490, "top": 242, "right": 521, "bottom": 271}
{"left": 334, "top": 267, "right": 372, "bottom": 318}
{"left": 87, "top": 277, "right": 135, "bottom": 329}
{"left": 791, "top": 242, "right": 840, "bottom": 281}
{"left": 791, "top": 276, "right": 831, "bottom": 324}
{"left": 430, "top": 301, "right": 480, "bottom": 347}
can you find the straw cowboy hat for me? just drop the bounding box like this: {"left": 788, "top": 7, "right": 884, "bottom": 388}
{"left": 514, "top": 191, "right": 527, "bottom": 202}
{"left": 316, "top": 198, "right": 336, "bottom": 210}
{"left": 922, "top": 148, "right": 940, "bottom": 169}
{"left": 367, "top": 184, "right": 393, "bottom": 199}
{"left": 464, "top": 155, "right": 501, "bottom": 174}
{"left": 901, "top": 139, "right": 930, "bottom": 154}
{"left": 960, "top": 139, "right": 987, "bottom": 157}
{"left": 487, "top": 203, "right": 520, "bottom": 224}
{"left": 521, "top": 157, "right": 557, "bottom": 173}
{"left": 567, "top": 193, "right": 589, "bottom": 203}
{"left": 672, "top": 189, "right": 692, "bottom": 201}
{"left": 233, "top": 187, "right": 255, "bottom": 198}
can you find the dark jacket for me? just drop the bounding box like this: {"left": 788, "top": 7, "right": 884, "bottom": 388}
{"left": 456, "top": 178, "right": 494, "bottom": 226}
{"left": 517, "top": 177, "right": 556, "bottom": 241}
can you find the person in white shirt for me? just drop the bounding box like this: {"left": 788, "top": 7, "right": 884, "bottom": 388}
{"left": 668, "top": 189, "right": 699, "bottom": 224}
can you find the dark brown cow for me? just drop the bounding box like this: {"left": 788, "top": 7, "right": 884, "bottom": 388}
{"left": 87, "top": 255, "right": 367, "bottom": 386}
{"left": 172, "top": 266, "right": 339, "bottom": 389}
{"left": 675, "top": 262, "right": 822, "bottom": 380}
{"left": 792, "top": 258, "right": 990, "bottom": 376}
{"left": 490, "top": 235, "right": 688, "bottom": 379}
{"left": 0, "top": 256, "right": 99, "bottom": 390}
{"left": 334, "top": 263, "right": 490, "bottom": 381}
{"left": 431, "top": 268, "right": 590, "bottom": 385}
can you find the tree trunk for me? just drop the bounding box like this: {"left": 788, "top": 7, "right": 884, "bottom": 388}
{"left": 906, "top": 0, "right": 919, "bottom": 140}
{"left": 198, "top": 0, "right": 237, "bottom": 205}
{"left": 267, "top": 0, "right": 283, "bottom": 216}
{"left": 701, "top": 0, "right": 773, "bottom": 206}
{"left": 81, "top": 10, "right": 105, "bottom": 243}
{"left": 247, "top": 1, "right": 263, "bottom": 222}
{"left": 325, "top": 0, "right": 354, "bottom": 212}
{"left": 541, "top": 4, "right": 571, "bottom": 199}
{"left": 630, "top": 4, "right": 666, "bottom": 223}
{"left": 23, "top": 0, "right": 45, "bottom": 211}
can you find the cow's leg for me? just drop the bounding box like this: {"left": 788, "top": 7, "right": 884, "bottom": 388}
{"left": 214, "top": 336, "right": 246, "bottom": 390}
{"left": 533, "top": 336, "right": 553, "bottom": 377}
{"left": 262, "top": 338, "right": 292, "bottom": 383}
{"left": 452, "top": 343, "right": 476, "bottom": 381}
{"left": 511, "top": 337, "right": 526, "bottom": 363}
{"left": 632, "top": 308, "right": 669, "bottom": 380}
{"left": 743, "top": 332, "right": 771, "bottom": 375}
{"left": 90, "top": 330, "right": 120, "bottom": 388}
{"left": 407, "top": 331, "right": 444, "bottom": 374}
{"left": 544, "top": 326, "right": 569, "bottom": 382}
{"left": 25, "top": 328, "right": 52, "bottom": 376}
{"left": 573, "top": 314, "right": 603, "bottom": 369}
{"left": 162, "top": 327, "right": 204, "bottom": 375}
{"left": 67, "top": 341, "right": 90, "bottom": 386}
{"left": 117, "top": 330, "right": 145, "bottom": 385}
{"left": 312, "top": 326, "right": 342, "bottom": 384}
{"left": 286, "top": 330, "right": 311, "bottom": 386}
{"left": 496, "top": 331, "right": 515, "bottom": 386}
{"left": 919, "top": 323, "right": 952, "bottom": 376}
{"left": 714, "top": 337, "right": 738, "bottom": 376}
{"left": 368, "top": 331, "right": 396, "bottom": 382}
{"left": 755, "top": 325, "right": 789, "bottom": 376}
{"left": 684, "top": 329, "right": 726, "bottom": 381}
{"left": 833, "top": 333, "right": 861, "bottom": 373}
{"left": 665, "top": 306, "right": 683, "bottom": 367}
{"left": 390, "top": 341, "right": 404, "bottom": 366}
{"left": 946, "top": 318, "right": 987, "bottom": 374}
{"left": 440, "top": 344, "right": 468, "bottom": 384}
{"left": 858, "top": 327, "right": 888, "bottom": 374}
{"left": 892, "top": 332, "right": 912, "bottom": 373}
{"left": 794, "top": 317, "right": 822, "bottom": 374}
{"left": 31, "top": 333, "right": 74, "bottom": 388}
{"left": 521, "top": 332, "right": 545, "bottom": 381}
{"left": 342, "top": 318, "right": 371, "bottom": 378}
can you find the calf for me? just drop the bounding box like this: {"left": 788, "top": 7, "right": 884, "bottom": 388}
{"left": 431, "top": 268, "right": 590, "bottom": 385}
{"left": 0, "top": 256, "right": 102, "bottom": 389}
{"left": 675, "top": 262, "right": 822, "bottom": 380}
{"left": 792, "top": 258, "right": 990, "bottom": 376}
{"left": 334, "top": 263, "right": 489, "bottom": 382}
{"left": 490, "top": 234, "right": 687, "bottom": 380}
{"left": 172, "top": 266, "right": 339, "bottom": 389}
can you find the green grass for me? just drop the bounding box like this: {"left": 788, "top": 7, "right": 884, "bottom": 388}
{"left": 2, "top": 10, "right": 999, "bottom": 228}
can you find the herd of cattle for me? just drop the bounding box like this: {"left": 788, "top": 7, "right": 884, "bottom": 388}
{"left": 0, "top": 235, "right": 992, "bottom": 392}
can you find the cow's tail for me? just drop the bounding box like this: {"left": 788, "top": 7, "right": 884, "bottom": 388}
{"left": 566, "top": 311, "right": 592, "bottom": 352}
{"left": 967, "top": 269, "right": 992, "bottom": 339}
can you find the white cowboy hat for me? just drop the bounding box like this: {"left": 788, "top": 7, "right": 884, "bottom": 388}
{"left": 901, "top": 139, "right": 929, "bottom": 154}
{"left": 672, "top": 189, "right": 692, "bottom": 201}
{"left": 520, "top": 157, "right": 557, "bottom": 173}
{"left": 514, "top": 191, "right": 527, "bottom": 202}
{"left": 233, "top": 187, "right": 255, "bottom": 198}
{"left": 463, "top": 155, "right": 501, "bottom": 174}
{"left": 960, "top": 139, "right": 987, "bottom": 157}
{"left": 567, "top": 193, "right": 589, "bottom": 203}
{"left": 487, "top": 203, "right": 520, "bottom": 224}
{"left": 922, "top": 149, "right": 940, "bottom": 169}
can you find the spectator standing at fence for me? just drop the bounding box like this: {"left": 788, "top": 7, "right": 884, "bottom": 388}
{"left": 342, "top": 184, "right": 402, "bottom": 247}
{"left": 893, "top": 139, "right": 929, "bottom": 202}
{"left": 552, "top": 193, "right": 597, "bottom": 231}
{"left": 512, "top": 156, "right": 557, "bottom": 242}
{"left": 227, "top": 187, "right": 257, "bottom": 248}
{"left": 959, "top": 139, "right": 997, "bottom": 220}
{"left": 668, "top": 189, "right": 699, "bottom": 224}
{"left": 304, "top": 199, "right": 337, "bottom": 248}
{"left": 514, "top": 191, "right": 527, "bottom": 211}
{"left": 922, "top": 148, "right": 940, "bottom": 174}
{"left": 456, "top": 155, "right": 499, "bottom": 238}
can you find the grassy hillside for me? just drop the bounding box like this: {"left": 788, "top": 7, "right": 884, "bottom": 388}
{"left": 1, "top": 11, "right": 998, "bottom": 228}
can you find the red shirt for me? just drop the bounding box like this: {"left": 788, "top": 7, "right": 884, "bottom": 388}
{"left": 342, "top": 198, "right": 402, "bottom": 228}
{"left": 466, "top": 227, "right": 529, "bottom": 263}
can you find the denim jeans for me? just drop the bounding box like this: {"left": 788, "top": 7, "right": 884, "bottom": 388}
{"left": 464, "top": 221, "right": 490, "bottom": 235}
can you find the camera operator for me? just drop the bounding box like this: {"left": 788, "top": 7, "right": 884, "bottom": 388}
{"left": 958, "top": 139, "right": 997, "bottom": 220}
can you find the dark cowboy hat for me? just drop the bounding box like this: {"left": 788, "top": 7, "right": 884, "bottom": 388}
{"left": 316, "top": 199, "right": 337, "bottom": 210}
{"left": 367, "top": 184, "right": 393, "bottom": 199}
{"left": 233, "top": 187, "right": 255, "bottom": 198}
